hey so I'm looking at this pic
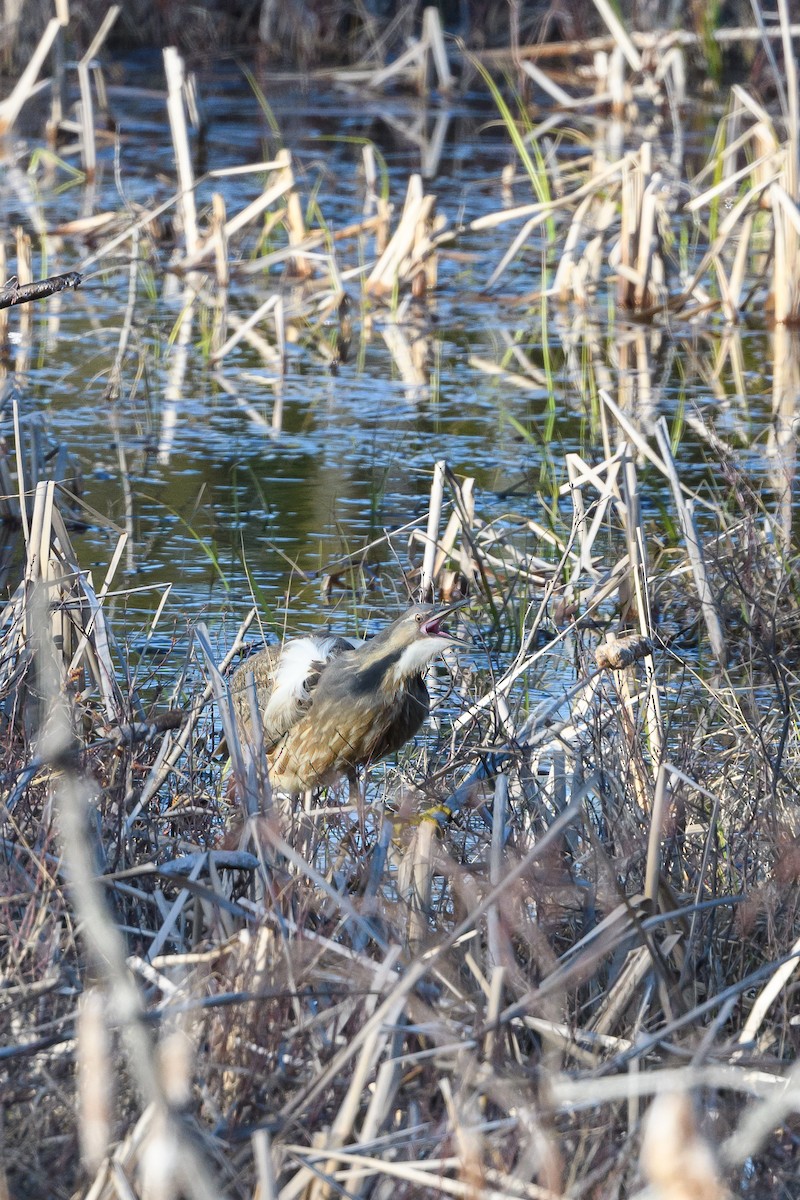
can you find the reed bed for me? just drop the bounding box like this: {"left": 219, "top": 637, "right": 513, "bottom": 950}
{"left": 3, "top": 432, "right": 800, "bottom": 1198}
{"left": 2, "top": 5, "right": 800, "bottom": 1200}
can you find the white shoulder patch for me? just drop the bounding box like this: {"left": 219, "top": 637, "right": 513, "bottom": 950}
{"left": 263, "top": 634, "right": 358, "bottom": 738}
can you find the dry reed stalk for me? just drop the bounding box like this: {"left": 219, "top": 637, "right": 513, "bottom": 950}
{"left": 412, "top": 205, "right": 443, "bottom": 298}
{"left": 431, "top": 475, "right": 473, "bottom": 583}
{"left": 766, "top": 325, "right": 799, "bottom": 543}
{"left": 164, "top": 47, "right": 199, "bottom": 259}
{"left": 641, "top": 1092, "right": 729, "bottom": 1200}
{"left": 303, "top": 951, "right": 404, "bottom": 1200}
{"left": 476, "top": 152, "right": 635, "bottom": 291}
{"left": 210, "top": 191, "right": 228, "bottom": 289}
{"left": 83, "top": 1104, "right": 157, "bottom": 1200}
{"left": 552, "top": 193, "right": 593, "bottom": 303}
{"left": 474, "top": 155, "right": 630, "bottom": 231}
{"left": 9, "top": 395, "right": 30, "bottom": 544}
{"left": 238, "top": 211, "right": 385, "bottom": 277}
{"left": 381, "top": 321, "right": 428, "bottom": 397}
{"left": 688, "top": 119, "right": 778, "bottom": 208}
{"left": 65, "top": 531, "right": 128, "bottom": 712}
{"left": 456, "top": 477, "right": 476, "bottom": 590}
{"left": 77, "top": 988, "right": 113, "bottom": 1173}
{"left": 355, "top": 7, "right": 451, "bottom": 96}
{"left": 210, "top": 294, "right": 280, "bottom": 365}
{"left": 656, "top": 45, "right": 687, "bottom": 106}
{"left": 253, "top": 1129, "right": 279, "bottom": 1200}
{"left": 476, "top": 22, "right": 800, "bottom": 66}
{"left": 0, "top": 237, "right": 7, "bottom": 348}
{"left": 482, "top": 963, "right": 505, "bottom": 1061}
{"left": 179, "top": 173, "right": 292, "bottom": 273}
{"left": 653, "top": 418, "right": 727, "bottom": 667}
{"left": 779, "top": 0, "right": 799, "bottom": 184}
{"left": 681, "top": 76, "right": 800, "bottom": 323}
{"left": 590, "top": 0, "right": 642, "bottom": 75}
{"left": 358, "top": 39, "right": 427, "bottom": 92}
{"left": 209, "top": 193, "right": 229, "bottom": 354}
{"left": 214, "top": 310, "right": 283, "bottom": 368}
{"left": 14, "top": 226, "right": 32, "bottom": 348}
{"left": 77, "top": 6, "right": 120, "bottom": 181}
{"left": 618, "top": 448, "right": 663, "bottom": 765}
{"left": 124, "top": 608, "right": 257, "bottom": 829}
{"left": 612, "top": 145, "right": 664, "bottom": 312}
{"left": 17, "top": 484, "right": 127, "bottom": 721}
{"left": 486, "top": 772, "right": 508, "bottom": 970}
{"left": 361, "top": 143, "right": 377, "bottom": 215}
{"left": 341, "top": 1026, "right": 406, "bottom": 1197}
{"left": 20, "top": 573, "right": 220, "bottom": 1199}
{"left": 275, "top": 148, "right": 313, "bottom": 281}
{"left": 198, "top": 623, "right": 272, "bottom": 828}
{"left": 589, "top": 940, "right": 671, "bottom": 1038}
{"left": 564, "top": 448, "right": 624, "bottom": 578}
{"left": 718, "top": 210, "right": 754, "bottom": 322}
{"left": 519, "top": 58, "right": 574, "bottom": 107}
{"left": 418, "top": 110, "right": 450, "bottom": 180}
{"left": 722, "top": 1033, "right": 800, "bottom": 1168}
{"left": 366, "top": 174, "right": 442, "bottom": 296}
{"left": 418, "top": 459, "right": 446, "bottom": 600}
{"left": 421, "top": 6, "right": 453, "bottom": 94}
{"left": 273, "top": 802, "right": 581, "bottom": 1133}
{"left": 769, "top": 182, "right": 800, "bottom": 324}
{"left": 633, "top": 172, "right": 666, "bottom": 309}
{"left": 0, "top": 452, "right": 19, "bottom": 525}
{"left": 468, "top": 354, "right": 548, "bottom": 390}
{"left": 402, "top": 816, "right": 437, "bottom": 949}
{"left": 551, "top": 1065, "right": 784, "bottom": 1112}
{"left": 0, "top": 17, "right": 61, "bottom": 136}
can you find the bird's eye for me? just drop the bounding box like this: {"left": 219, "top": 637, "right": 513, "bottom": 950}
{"left": 415, "top": 612, "right": 423, "bottom": 624}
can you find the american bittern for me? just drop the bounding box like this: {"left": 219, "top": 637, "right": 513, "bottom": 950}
{"left": 230, "top": 601, "right": 465, "bottom": 793}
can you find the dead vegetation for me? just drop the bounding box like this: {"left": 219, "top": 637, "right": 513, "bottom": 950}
{"left": 3, "top": 3, "right": 800, "bottom": 1200}
{"left": 3, "top": 428, "right": 800, "bottom": 1199}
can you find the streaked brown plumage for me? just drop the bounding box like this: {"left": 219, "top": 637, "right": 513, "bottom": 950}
{"left": 230, "top": 602, "right": 463, "bottom": 793}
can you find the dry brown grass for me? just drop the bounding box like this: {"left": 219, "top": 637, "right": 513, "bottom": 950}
{"left": 3, "top": 432, "right": 800, "bottom": 1198}
{"left": 3, "top": 7, "right": 800, "bottom": 1199}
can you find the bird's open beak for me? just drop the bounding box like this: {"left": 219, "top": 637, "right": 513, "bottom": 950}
{"left": 421, "top": 597, "right": 471, "bottom": 642}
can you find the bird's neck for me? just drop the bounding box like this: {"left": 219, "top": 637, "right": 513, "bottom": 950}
{"left": 379, "top": 639, "right": 443, "bottom": 693}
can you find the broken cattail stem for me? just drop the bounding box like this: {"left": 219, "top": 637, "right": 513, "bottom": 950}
{"left": 211, "top": 191, "right": 229, "bottom": 289}
{"left": 164, "top": 47, "right": 199, "bottom": 258}
{"left": 421, "top": 7, "right": 453, "bottom": 93}
{"left": 275, "top": 148, "right": 313, "bottom": 280}
{"left": 419, "top": 459, "right": 446, "bottom": 601}
{"left": 77, "top": 8, "right": 120, "bottom": 179}
{"left": 0, "top": 18, "right": 60, "bottom": 136}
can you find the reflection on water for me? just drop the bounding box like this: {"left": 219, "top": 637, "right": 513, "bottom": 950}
{"left": 0, "top": 52, "right": 796, "bottom": 662}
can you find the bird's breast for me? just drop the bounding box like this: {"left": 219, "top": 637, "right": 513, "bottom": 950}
{"left": 268, "top": 672, "right": 429, "bottom": 792}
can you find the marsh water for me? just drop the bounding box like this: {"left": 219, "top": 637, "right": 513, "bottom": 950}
{"left": 2, "top": 51, "right": 796, "bottom": 668}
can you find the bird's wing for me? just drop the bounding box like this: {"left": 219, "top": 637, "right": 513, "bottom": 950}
{"left": 230, "top": 645, "right": 280, "bottom": 745}
{"left": 261, "top": 634, "right": 357, "bottom": 745}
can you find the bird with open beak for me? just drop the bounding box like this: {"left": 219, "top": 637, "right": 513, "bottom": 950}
{"left": 230, "top": 600, "right": 466, "bottom": 794}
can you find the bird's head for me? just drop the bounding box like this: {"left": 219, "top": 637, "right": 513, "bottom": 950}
{"left": 370, "top": 599, "right": 468, "bottom": 683}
